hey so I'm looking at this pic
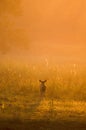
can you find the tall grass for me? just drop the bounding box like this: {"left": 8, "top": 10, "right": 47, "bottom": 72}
{"left": 0, "top": 63, "right": 86, "bottom": 101}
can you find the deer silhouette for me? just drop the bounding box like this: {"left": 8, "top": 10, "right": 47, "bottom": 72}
{"left": 39, "top": 80, "right": 47, "bottom": 97}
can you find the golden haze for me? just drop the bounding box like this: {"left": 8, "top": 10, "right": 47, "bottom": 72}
{"left": 0, "top": 0, "right": 86, "bottom": 64}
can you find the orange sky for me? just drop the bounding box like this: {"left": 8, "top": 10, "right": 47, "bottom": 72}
{"left": 0, "top": 0, "right": 86, "bottom": 63}
{"left": 22, "top": 0, "right": 86, "bottom": 44}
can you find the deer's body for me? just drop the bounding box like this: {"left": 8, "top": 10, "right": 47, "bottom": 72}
{"left": 39, "top": 80, "right": 47, "bottom": 96}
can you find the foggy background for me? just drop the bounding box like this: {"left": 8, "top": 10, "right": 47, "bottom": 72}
{"left": 0, "top": 0, "right": 86, "bottom": 64}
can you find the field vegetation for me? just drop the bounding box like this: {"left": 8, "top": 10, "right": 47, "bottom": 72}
{"left": 0, "top": 63, "right": 86, "bottom": 129}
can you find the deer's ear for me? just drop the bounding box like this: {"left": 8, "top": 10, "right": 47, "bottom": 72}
{"left": 39, "top": 80, "right": 42, "bottom": 82}
{"left": 44, "top": 80, "right": 47, "bottom": 83}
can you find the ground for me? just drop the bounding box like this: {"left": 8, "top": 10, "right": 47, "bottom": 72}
{"left": 0, "top": 96, "right": 86, "bottom": 130}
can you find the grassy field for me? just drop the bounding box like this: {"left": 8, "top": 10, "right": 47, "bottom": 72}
{"left": 0, "top": 63, "right": 86, "bottom": 129}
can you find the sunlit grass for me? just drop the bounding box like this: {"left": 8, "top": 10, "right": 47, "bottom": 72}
{"left": 0, "top": 63, "right": 86, "bottom": 121}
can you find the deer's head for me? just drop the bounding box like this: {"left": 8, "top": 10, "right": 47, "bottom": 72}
{"left": 39, "top": 80, "right": 47, "bottom": 84}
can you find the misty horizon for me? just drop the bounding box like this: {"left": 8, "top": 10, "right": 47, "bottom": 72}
{"left": 0, "top": 0, "right": 86, "bottom": 64}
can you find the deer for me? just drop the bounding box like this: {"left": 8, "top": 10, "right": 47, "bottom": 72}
{"left": 39, "top": 80, "right": 47, "bottom": 97}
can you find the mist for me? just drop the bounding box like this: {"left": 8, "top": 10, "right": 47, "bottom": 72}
{"left": 0, "top": 0, "right": 86, "bottom": 64}
{"left": 0, "top": 0, "right": 29, "bottom": 54}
